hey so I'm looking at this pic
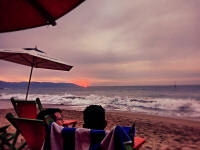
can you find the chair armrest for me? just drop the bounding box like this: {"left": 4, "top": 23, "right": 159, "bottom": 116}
{"left": 133, "top": 137, "right": 146, "bottom": 150}
{"left": 63, "top": 120, "right": 77, "bottom": 127}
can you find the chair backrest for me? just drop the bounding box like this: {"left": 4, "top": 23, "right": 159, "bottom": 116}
{"left": 11, "top": 97, "right": 43, "bottom": 119}
{"left": 6, "top": 113, "right": 46, "bottom": 150}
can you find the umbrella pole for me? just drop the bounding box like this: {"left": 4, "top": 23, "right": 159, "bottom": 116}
{"left": 25, "top": 65, "right": 34, "bottom": 100}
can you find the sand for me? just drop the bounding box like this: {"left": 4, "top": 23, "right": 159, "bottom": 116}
{"left": 0, "top": 101, "right": 200, "bottom": 150}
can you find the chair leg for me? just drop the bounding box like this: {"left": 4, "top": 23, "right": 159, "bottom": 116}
{"left": 0, "top": 125, "right": 14, "bottom": 150}
{"left": 10, "top": 130, "right": 27, "bottom": 150}
{"left": 0, "top": 134, "right": 13, "bottom": 149}
{"left": 17, "top": 142, "right": 27, "bottom": 150}
{"left": 10, "top": 130, "right": 20, "bottom": 150}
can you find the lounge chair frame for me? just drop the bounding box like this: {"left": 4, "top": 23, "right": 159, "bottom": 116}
{"left": 0, "top": 124, "right": 26, "bottom": 150}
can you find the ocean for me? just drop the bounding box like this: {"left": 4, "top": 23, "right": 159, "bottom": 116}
{"left": 1, "top": 85, "right": 200, "bottom": 121}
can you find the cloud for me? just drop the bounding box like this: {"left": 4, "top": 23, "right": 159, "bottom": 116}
{"left": 0, "top": 0, "right": 200, "bottom": 85}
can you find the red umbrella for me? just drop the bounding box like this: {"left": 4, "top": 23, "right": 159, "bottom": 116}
{"left": 0, "top": 0, "right": 85, "bottom": 33}
{"left": 0, "top": 47, "right": 73, "bottom": 100}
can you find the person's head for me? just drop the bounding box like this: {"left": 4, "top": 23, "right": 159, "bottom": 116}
{"left": 83, "top": 105, "right": 106, "bottom": 130}
{"left": 37, "top": 108, "right": 63, "bottom": 126}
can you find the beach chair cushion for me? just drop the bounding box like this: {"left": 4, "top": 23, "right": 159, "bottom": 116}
{"left": 15, "top": 119, "right": 46, "bottom": 150}
{"left": 15, "top": 103, "right": 37, "bottom": 118}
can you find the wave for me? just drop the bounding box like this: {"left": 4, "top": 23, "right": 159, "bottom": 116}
{"left": 62, "top": 96, "right": 85, "bottom": 100}
{"left": 129, "top": 98, "right": 155, "bottom": 103}
{"left": 1, "top": 92, "right": 200, "bottom": 120}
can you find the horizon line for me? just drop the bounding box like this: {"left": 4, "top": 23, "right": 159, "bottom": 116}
{"left": 1, "top": 80, "right": 200, "bottom": 87}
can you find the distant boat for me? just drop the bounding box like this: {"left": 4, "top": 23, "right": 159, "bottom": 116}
{"left": 174, "top": 82, "right": 177, "bottom": 88}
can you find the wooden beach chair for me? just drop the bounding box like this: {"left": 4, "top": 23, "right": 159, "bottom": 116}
{"left": 11, "top": 97, "right": 78, "bottom": 127}
{"left": 6, "top": 113, "right": 46, "bottom": 150}
{"left": 9, "top": 97, "right": 44, "bottom": 149}
{"left": 11, "top": 97, "right": 43, "bottom": 119}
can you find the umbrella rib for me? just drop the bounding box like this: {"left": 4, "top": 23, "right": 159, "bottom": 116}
{"left": 34, "top": 61, "right": 43, "bottom": 68}
{"left": 34, "top": 59, "right": 54, "bottom": 68}
{"left": 18, "top": 54, "right": 35, "bottom": 66}
{"left": 28, "top": 0, "right": 56, "bottom": 26}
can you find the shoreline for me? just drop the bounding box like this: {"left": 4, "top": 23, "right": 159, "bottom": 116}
{"left": 45, "top": 103, "right": 200, "bottom": 123}
{"left": 0, "top": 98, "right": 200, "bottom": 123}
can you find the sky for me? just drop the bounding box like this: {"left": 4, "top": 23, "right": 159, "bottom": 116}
{"left": 0, "top": 0, "right": 200, "bottom": 87}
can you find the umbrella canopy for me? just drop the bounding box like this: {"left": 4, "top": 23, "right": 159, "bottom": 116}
{"left": 0, "top": 48, "right": 73, "bottom": 100}
{"left": 0, "top": 48, "right": 73, "bottom": 71}
{"left": 0, "top": 0, "right": 85, "bottom": 33}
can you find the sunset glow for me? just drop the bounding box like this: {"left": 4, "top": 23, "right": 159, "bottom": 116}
{"left": 72, "top": 79, "right": 90, "bottom": 88}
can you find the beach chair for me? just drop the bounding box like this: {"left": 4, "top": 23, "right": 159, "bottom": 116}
{"left": 11, "top": 97, "right": 43, "bottom": 119}
{"left": 9, "top": 97, "right": 44, "bottom": 149}
{"left": 6, "top": 113, "right": 46, "bottom": 150}
{"left": 11, "top": 97, "right": 78, "bottom": 127}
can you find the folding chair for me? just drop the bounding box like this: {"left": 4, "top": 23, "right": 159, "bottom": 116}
{"left": 11, "top": 97, "right": 43, "bottom": 119}
{"left": 9, "top": 97, "right": 44, "bottom": 149}
{"left": 6, "top": 113, "right": 46, "bottom": 150}
{"left": 11, "top": 97, "right": 78, "bottom": 127}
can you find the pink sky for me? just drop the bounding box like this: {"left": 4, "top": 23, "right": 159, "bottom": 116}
{"left": 0, "top": 0, "right": 200, "bottom": 86}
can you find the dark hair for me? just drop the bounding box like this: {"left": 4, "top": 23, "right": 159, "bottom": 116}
{"left": 83, "top": 105, "right": 106, "bottom": 130}
{"left": 37, "top": 108, "right": 62, "bottom": 121}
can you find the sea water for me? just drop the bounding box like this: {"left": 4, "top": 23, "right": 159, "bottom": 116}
{"left": 0, "top": 85, "right": 200, "bottom": 121}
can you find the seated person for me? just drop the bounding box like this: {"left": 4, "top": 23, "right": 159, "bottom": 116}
{"left": 37, "top": 108, "right": 64, "bottom": 126}
{"left": 83, "top": 105, "right": 135, "bottom": 146}
{"left": 83, "top": 105, "right": 107, "bottom": 130}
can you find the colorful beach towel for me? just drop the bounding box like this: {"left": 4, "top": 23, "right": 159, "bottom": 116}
{"left": 42, "top": 122, "right": 132, "bottom": 150}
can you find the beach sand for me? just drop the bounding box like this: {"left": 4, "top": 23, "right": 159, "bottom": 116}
{"left": 0, "top": 102, "right": 200, "bottom": 150}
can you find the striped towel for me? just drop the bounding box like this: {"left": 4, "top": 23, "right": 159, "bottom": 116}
{"left": 42, "top": 122, "right": 132, "bottom": 150}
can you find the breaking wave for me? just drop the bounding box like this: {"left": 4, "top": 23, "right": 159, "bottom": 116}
{"left": 1, "top": 92, "right": 200, "bottom": 121}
